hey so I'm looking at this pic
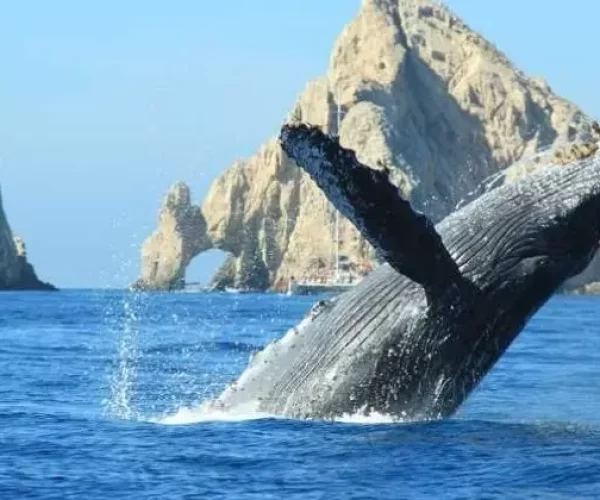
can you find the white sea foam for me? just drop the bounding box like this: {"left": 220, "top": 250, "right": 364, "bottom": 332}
{"left": 333, "top": 411, "right": 397, "bottom": 425}
{"left": 153, "top": 401, "right": 402, "bottom": 426}
{"left": 153, "top": 401, "right": 274, "bottom": 425}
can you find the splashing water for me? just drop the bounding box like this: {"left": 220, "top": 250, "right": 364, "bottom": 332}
{"left": 102, "top": 291, "right": 274, "bottom": 423}
{"left": 104, "top": 292, "right": 145, "bottom": 420}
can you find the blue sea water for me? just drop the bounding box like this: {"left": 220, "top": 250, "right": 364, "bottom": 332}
{"left": 1, "top": 290, "right": 600, "bottom": 499}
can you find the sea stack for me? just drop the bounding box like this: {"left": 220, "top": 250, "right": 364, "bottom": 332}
{"left": 0, "top": 186, "right": 56, "bottom": 291}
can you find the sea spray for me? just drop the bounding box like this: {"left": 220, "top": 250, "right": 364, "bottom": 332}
{"left": 101, "top": 291, "right": 250, "bottom": 421}
{"left": 104, "top": 291, "right": 146, "bottom": 420}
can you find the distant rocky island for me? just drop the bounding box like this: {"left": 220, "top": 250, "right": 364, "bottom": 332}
{"left": 133, "top": 0, "right": 599, "bottom": 293}
{"left": 0, "top": 187, "right": 56, "bottom": 291}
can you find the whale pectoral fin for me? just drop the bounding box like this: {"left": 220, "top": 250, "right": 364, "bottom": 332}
{"left": 280, "top": 123, "right": 460, "bottom": 290}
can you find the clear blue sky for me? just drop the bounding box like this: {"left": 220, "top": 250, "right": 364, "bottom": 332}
{"left": 1, "top": 1, "right": 598, "bottom": 288}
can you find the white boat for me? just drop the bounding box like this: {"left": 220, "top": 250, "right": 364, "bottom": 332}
{"left": 224, "top": 287, "right": 257, "bottom": 294}
{"left": 181, "top": 282, "right": 210, "bottom": 293}
{"left": 287, "top": 277, "right": 357, "bottom": 296}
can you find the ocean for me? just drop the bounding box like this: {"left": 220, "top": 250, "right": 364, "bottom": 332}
{"left": 1, "top": 290, "right": 599, "bottom": 499}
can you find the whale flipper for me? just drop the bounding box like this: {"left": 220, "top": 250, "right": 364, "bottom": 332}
{"left": 279, "top": 123, "right": 460, "bottom": 291}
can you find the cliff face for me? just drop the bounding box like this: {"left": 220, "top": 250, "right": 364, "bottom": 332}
{"left": 0, "top": 187, "right": 55, "bottom": 291}
{"left": 136, "top": 0, "right": 595, "bottom": 291}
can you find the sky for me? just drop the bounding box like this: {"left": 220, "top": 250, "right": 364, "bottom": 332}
{"left": 1, "top": 1, "right": 599, "bottom": 289}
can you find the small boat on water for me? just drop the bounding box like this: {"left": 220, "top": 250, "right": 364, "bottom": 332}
{"left": 224, "top": 287, "right": 259, "bottom": 294}
{"left": 181, "top": 282, "right": 210, "bottom": 293}
{"left": 287, "top": 254, "right": 370, "bottom": 296}
{"left": 286, "top": 278, "right": 356, "bottom": 296}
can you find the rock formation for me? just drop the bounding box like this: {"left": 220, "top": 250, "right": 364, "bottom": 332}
{"left": 132, "top": 182, "right": 210, "bottom": 290}
{"left": 0, "top": 187, "right": 56, "bottom": 291}
{"left": 136, "top": 0, "right": 597, "bottom": 291}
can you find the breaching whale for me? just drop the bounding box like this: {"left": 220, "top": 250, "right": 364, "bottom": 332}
{"left": 209, "top": 124, "right": 600, "bottom": 421}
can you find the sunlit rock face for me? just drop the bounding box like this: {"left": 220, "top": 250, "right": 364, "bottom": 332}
{"left": 136, "top": 0, "right": 596, "bottom": 291}
{"left": 0, "top": 187, "right": 55, "bottom": 291}
{"left": 132, "top": 182, "right": 210, "bottom": 291}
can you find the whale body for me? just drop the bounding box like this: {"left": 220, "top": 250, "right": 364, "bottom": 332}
{"left": 209, "top": 125, "right": 600, "bottom": 421}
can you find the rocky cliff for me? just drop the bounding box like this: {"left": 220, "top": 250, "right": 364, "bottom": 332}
{"left": 0, "top": 187, "right": 56, "bottom": 291}
{"left": 135, "top": 0, "right": 596, "bottom": 291}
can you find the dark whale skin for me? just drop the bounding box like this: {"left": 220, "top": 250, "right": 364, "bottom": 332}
{"left": 210, "top": 125, "right": 600, "bottom": 421}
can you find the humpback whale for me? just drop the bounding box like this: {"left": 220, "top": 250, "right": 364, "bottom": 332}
{"left": 209, "top": 124, "right": 600, "bottom": 421}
